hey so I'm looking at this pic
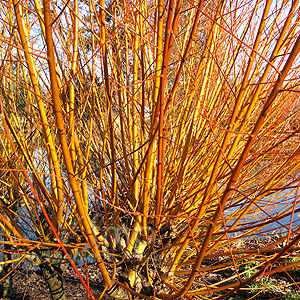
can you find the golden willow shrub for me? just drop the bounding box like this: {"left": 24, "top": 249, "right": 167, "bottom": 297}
{"left": 0, "top": 0, "right": 300, "bottom": 299}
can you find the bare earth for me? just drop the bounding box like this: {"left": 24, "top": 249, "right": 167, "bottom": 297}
{"left": 1, "top": 260, "right": 300, "bottom": 300}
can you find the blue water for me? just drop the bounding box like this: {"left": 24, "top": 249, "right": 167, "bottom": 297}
{"left": 224, "top": 189, "right": 300, "bottom": 237}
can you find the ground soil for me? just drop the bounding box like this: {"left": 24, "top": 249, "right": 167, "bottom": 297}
{"left": 0, "top": 263, "right": 110, "bottom": 300}
{"left": 1, "top": 254, "right": 300, "bottom": 299}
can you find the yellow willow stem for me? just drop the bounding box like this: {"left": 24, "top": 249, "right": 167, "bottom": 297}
{"left": 141, "top": 0, "right": 164, "bottom": 235}
{"left": 42, "top": 0, "right": 111, "bottom": 287}
{"left": 220, "top": 0, "right": 299, "bottom": 177}
{"left": 73, "top": 131, "right": 89, "bottom": 209}
{"left": 164, "top": 0, "right": 204, "bottom": 113}
{"left": 140, "top": 1, "right": 150, "bottom": 148}
{"left": 2, "top": 116, "right": 98, "bottom": 300}
{"left": 16, "top": 48, "right": 38, "bottom": 120}
{"left": 163, "top": 0, "right": 205, "bottom": 211}
{"left": 156, "top": 0, "right": 183, "bottom": 230}
{"left": 0, "top": 198, "right": 23, "bottom": 239}
{"left": 206, "top": 0, "right": 271, "bottom": 182}
{"left": 151, "top": 0, "right": 163, "bottom": 124}
{"left": 116, "top": 50, "right": 131, "bottom": 189}
{"left": 167, "top": 0, "right": 272, "bottom": 288}
{"left": 132, "top": 2, "right": 141, "bottom": 203}
{"left": 69, "top": 0, "right": 79, "bottom": 168}
{"left": 168, "top": 0, "right": 226, "bottom": 273}
{"left": 32, "top": 0, "right": 63, "bottom": 89}
{"left": 33, "top": 0, "right": 45, "bottom": 34}
{"left": 159, "top": 30, "right": 300, "bottom": 300}
{"left": 219, "top": 94, "right": 300, "bottom": 243}
{"left": 126, "top": 4, "right": 142, "bottom": 254}
{"left": 132, "top": 6, "right": 139, "bottom": 200}
{"left": 87, "top": 1, "right": 95, "bottom": 195}
{"left": 158, "top": 0, "right": 185, "bottom": 217}
{"left": 0, "top": 213, "right": 23, "bottom": 241}
{"left": 202, "top": 0, "right": 269, "bottom": 218}
{"left": 4, "top": 111, "right": 55, "bottom": 208}
{"left": 244, "top": 0, "right": 299, "bottom": 121}
{"left": 109, "top": 13, "right": 131, "bottom": 189}
{"left": 0, "top": 124, "right": 31, "bottom": 241}
{"left": 99, "top": 0, "right": 117, "bottom": 208}
{"left": 1, "top": 105, "right": 50, "bottom": 237}
{"left": 164, "top": 120, "right": 194, "bottom": 214}
{"left": 164, "top": 17, "right": 224, "bottom": 200}
{"left": 12, "top": 0, "right": 64, "bottom": 232}
{"left": 139, "top": 3, "right": 152, "bottom": 239}
{"left": 192, "top": 24, "right": 217, "bottom": 124}
{"left": 0, "top": 188, "right": 23, "bottom": 240}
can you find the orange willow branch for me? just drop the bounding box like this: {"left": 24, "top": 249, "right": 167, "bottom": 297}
{"left": 12, "top": 0, "right": 64, "bottom": 231}
{"left": 157, "top": 14, "right": 300, "bottom": 300}
{"left": 0, "top": 111, "right": 97, "bottom": 300}
{"left": 156, "top": 0, "right": 182, "bottom": 230}
{"left": 42, "top": 0, "right": 111, "bottom": 288}
{"left": 160, "top": 32, "right": 300, "bottom": 300}
{"left": 164, "top": 0, "right": 204, "bottom": 113}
